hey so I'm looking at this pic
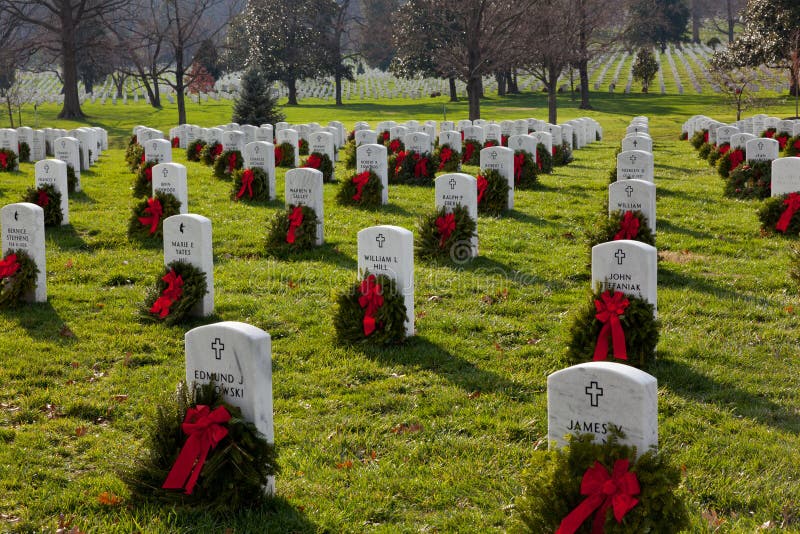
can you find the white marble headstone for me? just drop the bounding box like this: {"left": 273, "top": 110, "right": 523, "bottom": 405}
{"left": 622, "top": 135, "right": 652, "bottom": 154}
{"left": 255, "top": 125, "right": 274, "bottom": 143}
{"left": 285, "top": 168, "right": 324, "bottom": 245}
{"left": 309, "top": 131, "right": 335, "bottom": 162}
{"left": 507, "top": 134, "right": 536, "bottom": 156}
{"left": 591, "top": 240, "right": 657, "bottom": 315}
{"left": 357, "top": 225, "right": 414, "bottom": 336}
{"left": 53, "top": 137, "right": 81, "bottom": 191}
{"left": 770, "top": 158, "right": 800, "bottom": 197}
{"left": 145, "top": 139, "right": 172, "bottom": 164}
{"left": 716, "top": 126, "right": 739, "bottom": 146}
{"left": 480, "top": 146, "right": 514, "bottom": 210}
{"left": 152, "top": 163, "right": 188, "bottom": 214}
{"left": 438, "top": 131, "right": 462, "bottom": 153}
{"left": 356, "top": 144, "right": 389, "bottom": 205}
{"left": 163, "top": 214, "right": 214, "bottom": 316}
{"left": 1, "top": 202, "right": 46, "bottom": 302}
{"left": 184, "top": 321, "right": 274, "bottom": 493}
{"left": 405, "top": 132, "right": 432, "bottom": 154}
{"left": 34, "top": 159, "right": 69, "bottom": 225}
{"left": 616, "top": 150, "right": 654, "bottom": 182}
{"left": 435, "top": 173, "right": 478, "bottom": 257}
{"left": 746, "top": 138, "right": 779, "bottom": 163}
{"left": 730, "top": 132, "right": 756, "bottom": 150}
{"left": 531, "top": 131, "right": 553, "bottom": 154}
{"left": 243, "top": 142, "right": 276, "bottom": 200}
{"left": 31, "top": 130, "right": 46, "bottom": 162}
{"left": 608, "top": 179, "right": 656, "bottom": 233}
{"left": 462, "top": 125, "right": 485, "bottom": 144}
{"left": 275, "top": 128, "right": 299, "bottom": 167}
{"left": 355, "top": 130, "right": 377, "bottom": 146}
{"left": 221, "top": 131, "right": 245, "bottom": 153}
{"left": 548, "top": 362, "right": 658, "bottom": 453}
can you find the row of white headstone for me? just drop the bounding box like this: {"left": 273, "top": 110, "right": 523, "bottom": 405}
{"left": 684, "top": 113, "right": 800, "bottom": 140}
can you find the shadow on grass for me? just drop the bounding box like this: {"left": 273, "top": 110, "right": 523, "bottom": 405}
{"left": 657, "top": 219, "right": 716, "bottom": 240}
{"left": 261, "top": 241, "right": 357, "bottom": 270}
{"left": 355, "top": 335, "right": 535, "bottom": 401}
{"left": 70, "top": 188, "right": 96, "bottom": 205}
{"left": 656, "top": 187, "right": 702, "bottom": 202}
{"left": 654, "top": 355, "right": 800, "bottom": 433}
{"left": 658, "top": 265, "right": 774, "bottom": 306}
{"left": 454, "top": 255, "right": 570, "bottom": 291}
{"left": 0, "top": 300, "right": 76, "bottom": 342}
{"left": 46, "top": 223, "right": 89, "bottom": 251}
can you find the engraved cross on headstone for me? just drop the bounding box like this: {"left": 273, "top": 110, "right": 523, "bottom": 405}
{"left": 632, "top": 139, "right": 638, "bottom": 148}
{"left": 162, "top": 167, "right": 169, "bottom": 178}
{"left": 585, "top": 381, "right": 604, "bottom": 407}
{"left": 758, "top": 141, "right": 764, "bottom": 151}
{"left": 629, "top": 154, "right": 637, "bottom": 164}
{"left": 376, "top": 233, "right": 385, "bottom": 248}
{"left": 491, "top": 150, "right": 497, "bottom": 160}
{"left": 615, "top": 249, "right": 626, "bottom": 265}
{"left": 44, "top": 163, "right": 50, "bottom": 173}
{"left": 366, "top": 147, "right": 372, "bottom": 157}
{"left": 449, "top": 177, "right": 456, "bottom": 190}
{"left": 211, "top": 338, "right": 225, "bottom": 360}
{"left": 625, "top": 184, "right": 633, "bottom": 197}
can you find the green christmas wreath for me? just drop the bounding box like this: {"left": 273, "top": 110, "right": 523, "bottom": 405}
{"left": 414, "top": 205, "right": 477, "bottom": 261}
{"left": 213, "top": 150, "right": 243, "bottom": 179}
{"left": 513, "top": 430, "right": 688, "bottom": 534}
{"left": 462, "top": 139, "right": 482, "bottom": 165}
{"left": 23, "top": 184, "right": 62, "bottom": 226}
{"left": 0, "top": 148, "right": 18, "bottom": 172}
{"left": 586, "top": 211, "right": 655, "bottom": 251}
{"left": 334, "top": 272, "right": 408, "bottom": 345}
{"left": 717, "top": 147, "right": 745, "bottom": 179}
{"left": 785, "top": 135, "right": 800, "bottom": 157}
{"left": 0, "top": 249, "right": 39, "bottom": 308}
{"left": 298, "top": 137, "right": 309, "bottom": 156}
{"left": 232, "top": 167, "right": 270, "bottom": 202}
{"left": 275, "top": 142, "right": 296, "bottom": 168}
{"left": 758, "top": 193, "right": 800, "bottom": 235}
{"left": 707, "top": 143, "right": 729, "bottom": 167}
{"left": 265, "top": 205, "right": 320, "bottom": 255}
{"left": 336, "top": 169, "right": 383, "bottom": 207}
{"left": 565, "top": 288, "right": 659, "bottom": 370}
{"left": 536, "top": 144, "right": 553, "bottom": 174}
{"left": 553, "top": 142, "right": 573, "bottom": 166}
{"left": 342, "top": 140, "right": 357, "bottom": 169}
{"left": 690, "top": 129, "right": 707, "bottom": 149}
{"left": 774, "top": 131, "right": 791, "bottom": 151}
{"left": 513, "top": 150, "right": 538, "bottom": 190}
{"left": 697, "top": 142, "right": 712, "bottom": 160}
{"left": 18, "top": 142, "right": 30, "bottom": 163}
{"left": 201, "top": 142, "right": 223, "bottom": 166}
{"left": 66, "top": 165, "right": 77, "bottom": 193}
{"left": 133, "top": 160, "right": 158, "bottom": 198}
{"left": 125, "top": 137, "right": 144, "bottom": 172}
{"left": 477, "top": 169, "right": 510, "bottom": 216}
{"left": 679, "top": 132, "right": 688, "bottom": 141}
{"left": 128, "top": 192, "right": 182, "bottom": 242}
{"left": 186, "top": 139, "right": 207, "bottom": 162}
{"left": 436, "top": 143, "right": 460, "bottom": 172}
{"left": 394, "top": 151, "right": 437, "bottom": 186}
{"left": 140, "top": 260, "right": 208, "bottom": 325}
{"left": 303, "top": 152, "right": 335, "bottom": 182}
{"left": 388, "top": 138, "right": 405, "bottom": 155}
{"left": 725, "top": 160, "right": 772, "bottom": 199}
{"left": 376, "top": 130, "right": 390, "bottom": 146}
{"left": 124, "top": 380, "right": 277, "bottom": 511}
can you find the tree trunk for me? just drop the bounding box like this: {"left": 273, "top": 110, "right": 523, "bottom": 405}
{"left": 58, "top": 7, "right": 84, "bottom": 119}
{"left": 691, "top": 0, "right": 701, "bottom": 43}
{"left": 151, "top": 73, "right": 162, "bottom": 108}
{"left": 6, "top": 99, "right": 14, "bottom": 128}
{"left": 467, "top": 76, "right": 481, "bottom": 120}
{"left": 496, "top": 72, "right": 506, "bottom": 96}
{"left": 547, "top": 64, "right": 558, "bottom": 124}
{"left": 112, "top": 73, "right": 126, "bottom": 98}
{"left": 448, "top": 77, "right": 458, "bottom": 102}
{"left": 139, "top": 73, "right": 159, "bottom": 109}
{"left": 84, "top": 78, "right": 93, "bottom": 94}
{"left": 726, "top": 0, "right": 735, "bottom": 43}
{"left": 175, "top": 51, "right": 187, "bottom": 125}
{"left": 286, "top": 77, "right": 298, "bottom": 105}
{"left": 507, "top": 70, "right": 519, "bottom": 93}
{"left": 335, "top": 72, "right": 343, "bottom": 106}
{"left": 579, "top": 59, "right": 592, "bottom": 109}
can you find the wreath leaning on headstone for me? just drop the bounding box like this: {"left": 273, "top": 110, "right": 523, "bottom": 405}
{"left": 690, "top": 129, "right": 707, "bottom": 150}
{"left": 140, "top": 260, "right": 208, "bottom": 325}
{"left": 462, "top": 139, "right": 482, "bottom": 166}
{"left": 564, "top": 288, "right": 659, "bottom": 370}
{"left": 513, "top": 430, "right": 688, "bottom": 534}
{"left": 66, "top": 165, "right": 77, "bottom": 193}
{"left": 536, "top": 144, "right": 553, "bottom": 174}
{"left": 334, "top": 272, "right": 408, "bottom": 346}
{"left": 303, "top": 152, "right": 335, "bottom": 182}
{"left": 758, "top": 193, "right": 800, "bottom": 235}
{"left": 201, "top": 142, "right": 223, "bottom": 166}
{"left": 725, "top": 160, "right": 772, "bottom": 199}
{"left": 586, "top": 211, "right": 655, "bottom": 251}
{"left": 0, "top": 249, "right": 38, "bottom": 308}
{"left": 342, "top": 140, "right": 357, "bottom": 169}
{"left": 213, "top": 150, "right": 243, "bottom": 179}
{"left": 128, "top": 192, "right": 182, "bottom": 242}
{"left": 436, "top": 143, "right": 460, "bottom": 172}
{"left": 717, "top": 147, "right": 745, "bottom": 179}
{"left": 336, "top": 169, "right": 383, "bottom": 207}
{"left": 23, "top": 184, "right": 62, "bottom": 226}
{"left": 0, "top": 148, "right": 18, "bottom": 172}
{"left": 186, "top": 139, "right": 207, "bottom": 162}
{"left": 414, "top": 205, "right": 476, "bottom": 262}
{"left": 265, "top": 205, "right": 319, "bottom": 256}
{"left": 124, "top": 381, "right": 277, "bottom": 511}
{"left": 708, "top": 142, "right": 729, "bottom": 167}
{"left": 18, "top": 142, "right": 30, "bottom": 163}
{"left": 232, "top": 167, "right": 270, "bottom": 202}
{"left": 125, "top": 136, "right": 144, "bottom": 172}
{"left": 784, "top": 135, "right": 800, "bottom": 157}
{"left": 298, "top": 138, "right": 309, "bottom": 156}
{"left": 553, "top": 142, "right": 573, "bottom": 166}
{"left": 477, "top": 169, "right": 510, "bottom": 216}
{"left": 133, "top": 160, "right": 158, "bottom": 198}
{"left": 274, "top": 142, "right": 296, "bottom": 168}
{"left": 394, "top": 151, "right": 438, "bottom": 186}
{"left": 513, "top": 150, "right": 538, "bottom": 190}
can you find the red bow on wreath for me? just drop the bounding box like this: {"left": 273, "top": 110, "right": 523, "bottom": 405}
{"left": 145, "top": 165, "right": 153, "bottom": 183}
{"left": 227, "top": 152, "right": 238, "bottom": 173}
{"left": 484, "top": 140, "right": 496, "bottom": 148}
{"left": 764, "top": 130, "right": 774, "bottom": 138}
{"left": 513, "top": 153, "right": 525, "bottom": 184}
{"left": 352, "top": 171, "right": 371, "bottom": 201}
{"left": 613, "top": 211, "right": 640, "bottom": 240}
{"left": 794, "top": 140, "right": 800, "bottom": 152}
{"left": 389, "top": 139, "right": 401, "bottom": 154}
{"left": 719, "top": 143, "right": 730, "bottom": 155}
{"left": 195, "top": 143, "right": 204, "bottom": 155}
{"left": 149, "top": 269, "right": 184, "bottom": 318}
{"left": 728, "top": 149, "right": 744, "bottom": 171}
{"left": 36, "top": 189, "right": 50, "bottom": 207}
{"left": 274, "top": 145, "right": 283, "bottom": 164}
{"left": 213, "top": 144, "right": 223, "bottom": 157}
{"left": 0, "top": 254, "right": 20, "bottom": 278}
{"left": 556, "top": 459, "right": 640, "bottom": 534}
{"left": 138, "top": 197, "right": 163, "bottom": 235}
{"left": 286, "top": 206, "right": 304, "bottom": 244}
{"left": 477, "top": 175, "right": 488, "bottom": 204}
{"left": 140, "top": 153, "right": 145, "bottom": 163}
{"left": 438, "top": 147, "right": 452, "bottom": 170}
{"left": 0, "top": 152, "right": 7, "bottom": 169}
{"left": 535, "top": 149, "right": 543, "bottom": 171}
{"left": 463, "top": 142, "right": 475, "bottom": 164}
{"left": 777, "top": 135, "right": 788, "bottom": 150}
{"left": 305, "top": 154, "right": 321, "bottom": 170}
{"left": 394, "top": 151, "right": 407, "bottom": 174}
{"left": 237, "top": 169, "right": 255, "bottom": 199}
{"left": 593, "top": 290, "right": 629, "bottom": 361}
{"left": 552, "top": 146, "right": 557, "bottom": 156}
{"left": 776, "top": 192, "right": 800, "bottom": 233}
{"left": 171, "top": 137, "right": 180, "bottom": 148}
{"left": 162, "top": 405, "right": 231, "bottom": 495}
{"left": 435, "top": 212, "right": 456, "bottom": 248}
{"left": 413, "top": 155, "right": 429, "bottom": 178}
{"left": 358, "top": 274, "right": 384, "bottom": 336}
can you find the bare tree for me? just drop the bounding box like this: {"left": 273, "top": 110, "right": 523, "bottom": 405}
{"left": 326, "top": 0, "right": 358, "bottom": 106}
{"left": 0, "top": 0, "right": 128, "bottom": 119}
{"left": 571, "top": 0, "right": 621, "bottom": 110}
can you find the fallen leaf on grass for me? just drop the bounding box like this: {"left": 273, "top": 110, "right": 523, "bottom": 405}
{"left": 336, "top": 460, "right": 353, "bottom": 469}
{"left": 70, "top": 361, "right": 79, "bottom": 368}
{"left": 785, "top": 305, "right": 794, "bottom": 314}
{"left": 59, "top": 325, "right": 75, "bottom": 338}
{"left": 123, "top": 352, "right": 132, "bottom": 367}
{"left": 65, "top": 259, "right": 74, "bottom": 269}
{"left": 287, "top": 280, "right": 298, "bottom": 289}
{"left": 702, "top": 509, "right": 725, "bottom": 528}
{"left": 75, "top": 426, "right": 88, "bottom": 437}
{"left": 97, "top": 491, "right": 122, "bottom": 506}
{"left": 111, "top": 394, "right": 128, "bottom": 402}
{"left": 0, "top": 514, "right": 20, "bottom": 523}
{"left": 468, "top": 391, "right": 481, "bottom": 400}
{"left": 562, "top": 232, "right": 575, "bottom": 240}
{"left": 527, "top": 338, "right": 541, "bottom": 345}
{"left": 390, "top": 423, "right": 422, "bottom": 434}
{"left": 415, "top": 311, "right": 427, "bottom": 319}
{"left": 42, "top": 404, "right": 62, "bottom": 419}
{"left": 427, "top": 295, "right": 442, "bottom": 302}
{"left": 759, "top": 520, "right": 776, "bottom": 530}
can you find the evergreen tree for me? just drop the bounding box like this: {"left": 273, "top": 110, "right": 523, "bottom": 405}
{"left": 632, "top": 48, "right": 659, "bottom": 93}
{"left": 232, "top": 68, "right": 285, "bottom": 126}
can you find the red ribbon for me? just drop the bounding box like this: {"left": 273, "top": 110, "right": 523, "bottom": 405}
{"left": 413, "top": 155, "right": 429, "bottom": 178}
{"left": 556, "top": 459, "right": 640, "bottom": 534}
{"left": 36, "top": 189, "right": 50, "bottom": 207}
{"left": 237, "top": 169, "right": 255, "bottom": 199}
{"left": 172, "top": 137, "right": 180, "bottom": 148}
{"left": 536, "top": 149, "right": 542, "bottom": 170}
{"left": 513, "top": 153, "right": 525, "bottom": 184}
{"left": 389, "top": 139, "right": 401, "bottom": 154}
{"left": 0, "top": 152, "right": 7, "bottom": 168}
{"left": 195, "top": 143, "right": 203, "bottom": 155}
{"left": 358, "top": 274, "right": 384, "bottom": 336}
{"left": 764, "top": 129, "right": 774, "bottom": 138}
{"left": 477, "top": 175, "right": 488, "bottom": 204}
{"left": 501, "top": 135, "right": 509, "bottom": 146}
{"left": 140, "top": 153, "right": 145, "bottom": 163}
{"left": 145, "top": 165, "right": 153, "bottom": 183}
{"left": 593, "top": 291, "right": 630, "bottom": 361}
{"left": 484, "top": 140, "right": 496, "bottom": 148}
{"left": 305, "top": 154, "right": 322, "bottom": 170}
{"left": 703, "top": 131, "right": 709, "bottom": 143}
{"left": 138, "top": 197, "right": 163, "bottom": 235}
{"left": 728, "top": 149, "right": 744, "bottom": 171}
{"left": 552, "top": 146, "right": 557, "bottom": 156}
{"left": 463, "top": 142, "right": 475, "bottom": 163}
{"left": 381, "top": 131, "right": 389, "bottom": 142}
{"left": 438, "top": 147, "right": 452, "bottom": 170}
{"left": 274, "top": 145, "right": 283, "bottom": 164}
{"left": 777, "top": 135, "right": 788, "bottom": 150}
{"left": 719, "top": 143, "right": 730, "bottom": 155}
{"left": 613, "top": 211, "right": 640, "bottom": 240}
{"left": 776, "top": 192, "right": 800, "bottom": 232}
{"left": 394, "top": 151, "right": 407, "bottom": 174}
{"left": 435, "top": 213, "right": 456, "bottom": 248}
{"left": 213, "top": 144, "right": 223, "bottom": 157}
{"left": 286, "top": 206, "right": 303, "bottom": 244}
{"left": 352, "top": 171, "right": 371, "bottom": 201}
{"left": 162, "top": 405, "right": 231, "bottom": 494}
{"left": 227, "top": 152, "right": 238, "bottom": 173}
{"left": 794, "top": 140, "right": 800, "bottom": 152}
{"left": 149, "top": 269, "right": 183, "bottom": 318}
{"left": 0, "top": 254, "right": 20, "bottom": 278}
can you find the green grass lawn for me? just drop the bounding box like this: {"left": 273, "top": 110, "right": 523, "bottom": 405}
{"left": 1, "top": 91, "right": 799, "bottom": 533}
